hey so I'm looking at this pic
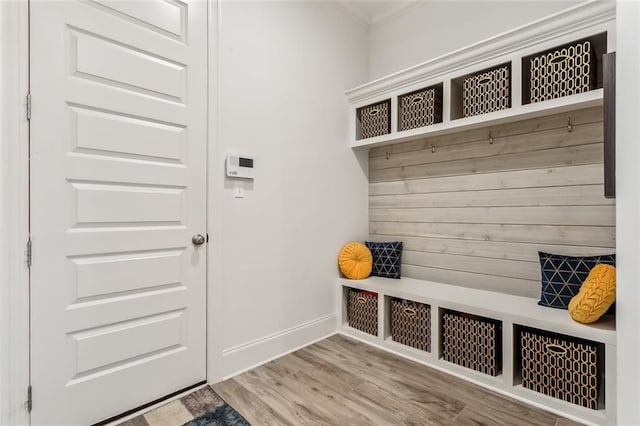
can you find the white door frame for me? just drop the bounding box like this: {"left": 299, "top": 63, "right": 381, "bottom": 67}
{"left": 206, "top": 0, "right": 224, "bottom": 384}
{"left": 0, "top": 1, "right": 30, "bottom": 425}
{"left": 1, "top": 1, "right": 223, "bottom": 423}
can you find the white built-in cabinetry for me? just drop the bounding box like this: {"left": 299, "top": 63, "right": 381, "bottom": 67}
{"left": 347, "top": 2, "right": 615, "bottom": 150}
{"left": 342, "top": 2, "right": 617, "bottom": 425}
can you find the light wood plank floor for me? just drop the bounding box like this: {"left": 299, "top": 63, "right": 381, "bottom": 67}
{"left": 214, "top": 334, "right": 584, "bottom": 426}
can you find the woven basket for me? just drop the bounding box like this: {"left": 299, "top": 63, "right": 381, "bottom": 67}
{"left": 529, "top": 39, "right": 595, "bottom": 103}
{"left": 390, "top": 299, "right": 431, "bottom": 352}
{"left": 442, "top": 310, "right": 502, "bottom": 376}
{"left": 398, "top": 86, "right": 442, "bottom": 131}
{"left": 463, "top": 65, "right": 511, "bottom": 117}
{"left": 520, "top": 327, "right": 603, "bottom": 409}
{"left": 357, "top": 100, "right": 391, "bottom": 140}
{"left": 347, "top": 289, "right": 378, "bottom": 336}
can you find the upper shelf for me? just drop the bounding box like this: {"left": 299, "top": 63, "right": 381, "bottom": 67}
{"left": 352, "top": 89, "right": 604, "bottom": 149}
{"left": 347, "top": 1, "right": 616, "bottom": 149}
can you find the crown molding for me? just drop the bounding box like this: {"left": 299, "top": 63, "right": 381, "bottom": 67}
{"left": 346, "top": 0, "right": 616, "bottom": 104}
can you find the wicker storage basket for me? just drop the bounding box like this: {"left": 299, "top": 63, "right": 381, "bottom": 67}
{"left": 390, "top": 299, "right": 431, "bottom": 352}
{"left": 529, "top": 39, "right": 595, "bottom": 103}
{"left": 356, "top": 100, "right": 391, "bottom": 140}
{"left": 347, "top": 289, "right": 378, "bottom": 336}
{"left": 463, "top": 65, "right": 511, "bottom": 117}
{"left": 398, "top": 86, "right": 442, "bottom": 131}
{"left": 519, "top": 327, "right": 603, "bottom": 409}
{"left": 442, "top": 310, "right": 502, "bottom": 376}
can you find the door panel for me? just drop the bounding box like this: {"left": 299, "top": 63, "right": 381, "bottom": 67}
{"left": 30, "top": 1, "right": 207, "bottom": 424}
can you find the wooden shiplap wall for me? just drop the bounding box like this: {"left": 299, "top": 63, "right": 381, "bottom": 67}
{"left": 368, "top": 107, "right": 615, "bottom": 298}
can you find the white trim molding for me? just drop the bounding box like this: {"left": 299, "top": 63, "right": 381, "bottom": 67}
{"left": 615, "top": 0, "right": 640, "bottom": 423}
{"left": 220, "top": 313, "right": 337, "bottom": 380}
{"left": 0, "top": 1, "right": 30, "bottom": 425}
{"left": 346, "top": 0, "right": 616, "bottom": 104}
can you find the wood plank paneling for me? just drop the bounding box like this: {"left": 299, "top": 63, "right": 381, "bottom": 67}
{"left": 370, "top": 122, "right": 603, "bottom": 171}
{"left": 370, "top": 143, "right": 603, "bottom": 182}
{"left": 370, "top": 185, "right": 613, "bottom": 208}
{"left": 369, "top": 236, "right": 614, "bottom": 263}
{"left": 401, "top": 264, "right": 541, "bottom": 298}
{"left": 370, "top": 205, "right": 615, "bottom": 226}
{"left": 369, "top": 164, "right": 605, "bottom": 196}
{"left": 370, "top": 222, "right": 615, "bottom": 247}
{"left": 368, "top": 108, "right": 615, "bottom": 298}
{"left": 369, "top": 106, "right": 604, "bottom": 159}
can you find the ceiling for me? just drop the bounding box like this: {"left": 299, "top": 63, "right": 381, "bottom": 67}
{"left": 338, "top": 1, "right": 419, "bottom": 24}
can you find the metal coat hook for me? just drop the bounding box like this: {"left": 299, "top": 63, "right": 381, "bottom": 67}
{"left": 385, "top": 151, "right": 391, "bottom": 160}
{"left": 489, "top": 132, "right": 494, "bottom": 144}
{"left": 567, "top": 118, "right": 573, "bottom": 133}
{"left": 431, "top": 144, "right": 436, "bottom": 153}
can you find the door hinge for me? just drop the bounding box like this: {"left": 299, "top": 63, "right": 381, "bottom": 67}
{"left": 26, "top": 239, "right": 32, "bottom": 268}
{"left": 26, "top": 94, "right": 31, "bottom": 121}
{"left": 26, "top": 385, "right": 32, "bottom": 413}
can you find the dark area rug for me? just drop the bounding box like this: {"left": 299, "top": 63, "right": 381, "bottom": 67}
{"left": 182, "top": 402, "right": 250, "bottom": 426}
{"left": 118, "top": 385, "right": 249, "bottom": 426}
{"left": 181, "top": 386, "right": 250, "bottom": 426}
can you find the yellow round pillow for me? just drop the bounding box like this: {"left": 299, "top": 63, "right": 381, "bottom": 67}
{"left": 338, "top": 242, "right": 372, "bottom": 280}
{"left": 568, "top": 264, "right": 616, "bottom": 324}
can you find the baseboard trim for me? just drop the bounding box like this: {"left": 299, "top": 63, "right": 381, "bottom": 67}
{"left": 220, "top": 313, "right": 338, "bottom": 381}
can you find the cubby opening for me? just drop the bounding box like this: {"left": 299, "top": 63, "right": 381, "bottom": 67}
{"left": 439, "top": 308, "right": 503, "bottom": 376}
{"left": 514, "top": 325, "right": 606, "bottom": 410}
{"left": 397, "top": 83, "right": 443, "bottom": 132}
{"left": 522, "top": 33, "right": 607, "bottom": 105}
{"left": 450, "top": 62, "right": 512, "bottom": 120}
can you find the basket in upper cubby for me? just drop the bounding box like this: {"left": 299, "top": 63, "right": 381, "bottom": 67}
{"left": 461, "top": 64, "right": 511, "bottom": 118}
{"left": 528, "top": 38, "right": 595, "bottom": 103}
{"left": 522, "top": 33, "right": 607, "bottom": 105}
{"left": 356, "top": 99, "right": 391, "bottom": 140}
{"left": 397, "top": 85, "right": 443, "bottom": 132}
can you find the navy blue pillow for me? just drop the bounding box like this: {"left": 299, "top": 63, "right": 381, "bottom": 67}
{"left": 538, "top": 251, "right": 616, "bottom": 309}
{"left": 365, "top": 241, "right": 402, "bottom": 279}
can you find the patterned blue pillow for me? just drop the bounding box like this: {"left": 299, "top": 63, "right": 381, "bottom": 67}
{"left": 365, "top": 241, "right": 403, "bottom": 279}
{"left": 538, "top": 251, "right": 616, "bottom": 309}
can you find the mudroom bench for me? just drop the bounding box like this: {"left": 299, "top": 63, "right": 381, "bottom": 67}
{"left": 337, "top": 276, "right": 616, "bottom": 426}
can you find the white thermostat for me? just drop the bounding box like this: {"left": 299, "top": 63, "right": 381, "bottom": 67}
{"left": 226, "top": 154, "right": 254, "bottom": 179}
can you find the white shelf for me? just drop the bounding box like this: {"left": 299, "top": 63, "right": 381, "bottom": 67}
{"left": 347, "top": 1, "right": 615, "bottom": 150}
{"left": 340, "top": 275, "right": 615, "bottom": 345}
{"left": 338, "top": 276, "right": 616, "bottom": 426}
{"left": 352, "top": 90, "right": 603, "bottom": 149}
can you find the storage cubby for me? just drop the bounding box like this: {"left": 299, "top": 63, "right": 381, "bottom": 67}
{"left": 338, "top": 276, "right": 615, "bottom": 425}
{"left": 389, "top": 298, "right": 431, "bottom": 352}
{"left": 522, "top": 33, "right": 607, "bottom": 105}
{"left": 355, "top": 99, "right": 391, "bottom": 140}
{"left": 346, "top": 288, "right": 378, "bottom": 336}
{"left": 440, "top": 308, "right": 502, "bottom": 376}
{"left": 515, "top": 325, "right": 605, "bottom": 410}
{"left": 397, "top": 83, "right": 443, "bottom": 131}
{"left": 451, "top": 63, "right": 511, "bottom": 120}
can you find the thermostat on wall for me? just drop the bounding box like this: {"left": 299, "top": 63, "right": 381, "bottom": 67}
{"left": 226, "top": 154, "right": 254, "bottom": 179}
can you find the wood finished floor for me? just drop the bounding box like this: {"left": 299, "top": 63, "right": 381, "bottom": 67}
{"left": 214, "top": 334, "right": 584, "bottom": 426}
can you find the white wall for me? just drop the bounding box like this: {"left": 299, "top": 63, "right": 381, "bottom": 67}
{"left": 616, "top": 1, "right": 640, "bottom": 424}
{"left": 368, "top": 1, "right": 581, "bottom": 80}
{"left": 209, "top": 0, "right": 369, "bottom": 379}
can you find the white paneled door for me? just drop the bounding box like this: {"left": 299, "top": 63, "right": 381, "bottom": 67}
{"left": 29, "top": 1, "right": 207, "bottom": 424}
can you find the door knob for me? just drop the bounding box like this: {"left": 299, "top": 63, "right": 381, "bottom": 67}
{"left": 192, "top": 234, "right": 206, "bottom": 246}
